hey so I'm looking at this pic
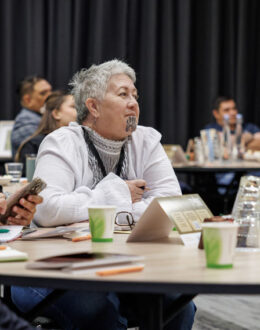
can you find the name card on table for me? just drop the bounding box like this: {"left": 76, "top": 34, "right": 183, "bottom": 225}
{"left": 127, "top": 194, "right": 213, "bottom": 247}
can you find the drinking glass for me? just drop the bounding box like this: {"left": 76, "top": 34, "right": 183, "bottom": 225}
{"left": 4, "top": 162, "right": 23, "bottom": 182}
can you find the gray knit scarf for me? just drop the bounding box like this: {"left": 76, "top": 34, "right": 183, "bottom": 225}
{"left": 83, "top": 126, "right": 129, "bottom": 188}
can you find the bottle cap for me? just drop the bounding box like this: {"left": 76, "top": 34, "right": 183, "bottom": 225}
{"left": 223, "top": 114, "right": 229, "bottom": 120}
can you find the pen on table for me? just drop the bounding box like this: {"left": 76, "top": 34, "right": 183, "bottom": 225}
{"left": 22, "top": 228, "right": 37, "bottom": 236}
{"left": 72, "top": 234, "right": 92, "bottom": 242}
{"left": 96, "top": 265, "right": 144, "bottom": 276}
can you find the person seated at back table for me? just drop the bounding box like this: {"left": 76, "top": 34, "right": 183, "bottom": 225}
{"left": 11, "top": 75, "right": 52, "bottom": 158}
{"left": 12, "top": 60, "right": 196, "bottom": 330}
{"left": 204, "top": 96, "right": 260, "bottom": 196}
{"left": 15, "top": 90, "right": 77, "bottom": 174}
{"left": 205, "top": 96, "right": 260, "bottom": 149}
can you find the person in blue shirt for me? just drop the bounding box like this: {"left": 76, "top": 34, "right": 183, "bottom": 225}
{"left": 205, "top": 96, "right": 260, "bottom": 197}
{"left": 11, "top": 76, "right": 52, "bottom": 158}
{"left": 205, "top": 96, "right": 260, "bottom": 146}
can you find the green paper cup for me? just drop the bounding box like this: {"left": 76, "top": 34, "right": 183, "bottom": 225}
{"left": 88, "top": 206, "right": 116, "bottom": 242}
{"left": 202, "top": 222, "right": 238, "bottom": 269}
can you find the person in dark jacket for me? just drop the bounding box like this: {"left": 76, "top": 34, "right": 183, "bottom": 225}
{"left": 11, "top": 76, "right": 52, "bottom": 158}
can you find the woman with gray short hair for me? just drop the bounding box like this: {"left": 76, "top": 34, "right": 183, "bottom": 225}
{"left": 12, "top": 60, "right": 195, "bottom": 329}
{"left": 29, "top": 59, "right": 181, "bottom": 226}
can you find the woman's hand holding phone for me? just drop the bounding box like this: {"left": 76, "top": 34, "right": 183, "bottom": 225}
{"left": 0, "top": 178, "right": 46, "bottom": 226}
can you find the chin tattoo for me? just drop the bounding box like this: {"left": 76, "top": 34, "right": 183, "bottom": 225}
{"left": 126, "top": 116, "right": 137, "bottom": 132}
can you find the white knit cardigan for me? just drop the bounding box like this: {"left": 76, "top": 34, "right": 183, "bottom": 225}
{"left": 34, "top": 122, "right": 181, "bottom": 227}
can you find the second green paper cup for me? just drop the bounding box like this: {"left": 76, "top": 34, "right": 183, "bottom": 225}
{"left": 202, "top": 222, "right": 238, "bottom": 269}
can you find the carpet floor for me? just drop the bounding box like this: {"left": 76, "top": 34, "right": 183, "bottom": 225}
{"left": 193, "top": 295, "right": 260, "bottom": 330}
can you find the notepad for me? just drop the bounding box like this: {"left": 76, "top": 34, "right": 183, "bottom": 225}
{"left": 21, "top": 226, "right": 86, "bottom": 240}
{"left": 0, "top": 246, "right": 28, "bottom": 262}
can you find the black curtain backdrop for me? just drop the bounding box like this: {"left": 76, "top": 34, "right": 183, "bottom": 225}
{"left": 1, "top": 0, "right": 260, "bottom": 147}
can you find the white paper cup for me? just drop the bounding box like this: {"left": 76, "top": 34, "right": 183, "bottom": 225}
{"left": 88, "top": 206, "right": 116, "bottom": 242}
{"left": 202, "top": 222, "right": 238, "bottom": 269}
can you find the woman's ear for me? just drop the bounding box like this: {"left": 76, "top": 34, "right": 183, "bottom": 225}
{"left": 85, "top": 98, "right": 100, "bottom": 119}
{"left": 52, "top": 109, "right": 61, "bottom": 121}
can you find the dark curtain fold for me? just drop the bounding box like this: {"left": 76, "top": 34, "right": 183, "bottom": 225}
{"left": 1, "top": 0, "right": 260, "bottom": 147}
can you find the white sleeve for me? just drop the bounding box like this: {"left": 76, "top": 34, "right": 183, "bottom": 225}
{"left": 132, "top": 133, "right": 181, "bottom": 221}
{"left": 34, "top": 132, "right": 132, "bottom": 227}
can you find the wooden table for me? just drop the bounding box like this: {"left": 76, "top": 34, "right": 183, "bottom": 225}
{"left": 1, "top": 235, "right": 260, "bottom": 328}
{"left": 2, "top": 235, "right": 260, "bottom": 292}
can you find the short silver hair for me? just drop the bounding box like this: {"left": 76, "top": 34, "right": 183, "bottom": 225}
{"left": 69, "top": 59, "right": 136, "bottom": 124}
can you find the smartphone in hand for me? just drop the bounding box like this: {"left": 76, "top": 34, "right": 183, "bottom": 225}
{"left": 0, "top": 177, "right": 46, "bottom": 224}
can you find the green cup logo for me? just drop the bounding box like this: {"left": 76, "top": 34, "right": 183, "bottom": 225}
{"left": 203, "top": 228, "right": 222, "bottom": 267}
{"left": 88, "top": 206, "right": 116, "bottom": 242}
{"left": 89, "top": 210, "right": 105, "bottom": 238}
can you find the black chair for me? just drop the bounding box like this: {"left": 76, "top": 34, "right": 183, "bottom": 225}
{"left": 1, "top": 285, "right": 64, "bottom": 329}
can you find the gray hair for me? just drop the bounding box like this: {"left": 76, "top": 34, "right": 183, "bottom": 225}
{"left": 69, "top": 59, "right": 136, "bottom": 124}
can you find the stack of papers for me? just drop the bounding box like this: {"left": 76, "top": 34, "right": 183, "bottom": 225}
{"left": 0, "top": 246, "right": 28, "bottom": 262}
{"left": 21, "top": 226, "right": 89, "bottom": 240}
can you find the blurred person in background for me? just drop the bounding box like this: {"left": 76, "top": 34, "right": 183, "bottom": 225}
{"left": 11, "top": 76, "right": 52, "bottom": 157}
{"left": 205, "top": 96, "right": 260, "bottom": 150}
{"left": 203, "top": 96, "right": 260, "bottom": 201}
{"left": 15, "top": 90, "right": 77, "bottom": 173}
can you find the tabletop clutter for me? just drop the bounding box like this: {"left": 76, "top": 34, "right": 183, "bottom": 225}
{"left": 193, "top": 113, "right": 246, "bottom": 164}
{"left": 1, "top": 171, "right": 260, "bottom": 272}
{"left": 164, "top": 114, "right": 260, "bottom": 166}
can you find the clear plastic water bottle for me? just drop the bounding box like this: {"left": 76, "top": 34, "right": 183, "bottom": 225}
{"left": 222, "top": 114, "right": 232, "bottom": 160}
{"left": 194, "top": 137, "right": 205, "bottom": 164}
{"left": 232, "top": 113, "right": 243, "bottom": 160}
{"left": 232, "top": 176, "right": 260, "bottom": 248}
